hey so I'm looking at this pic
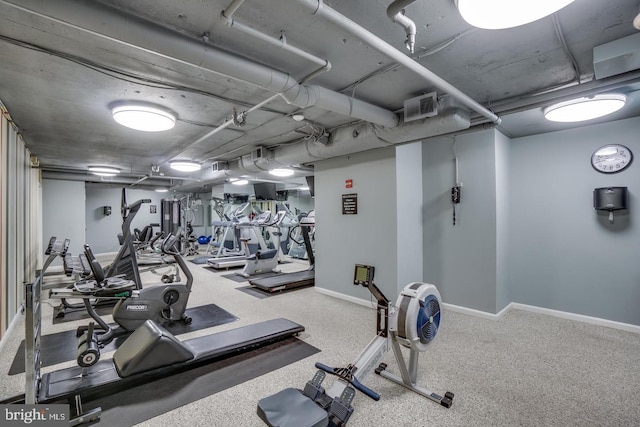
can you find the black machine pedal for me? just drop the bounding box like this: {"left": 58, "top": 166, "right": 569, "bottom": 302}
{"left": 328, "top": 386, "right": 355, "bottom": 425}
{"left": 303, "top": 370, "right": 326, "bottom": 400}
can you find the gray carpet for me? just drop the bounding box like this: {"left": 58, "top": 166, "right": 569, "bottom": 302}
{"left": 2, "top": 259, "right": 639, "bottom": 427}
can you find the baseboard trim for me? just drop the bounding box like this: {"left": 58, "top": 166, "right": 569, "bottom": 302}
{"left": 508, "top": 303, "right": 640, "bottom": 334}
{"left": 315, "top": 287, "right": 375, "bottom": 309}
{"left": 442, "top": 302, "right": 510, "bottom": 320}
{"left": 316, "top": 288, "right": 640, "bottom": 335}
{"left": 0, "top": 308, "right": 23, "bottom": 354}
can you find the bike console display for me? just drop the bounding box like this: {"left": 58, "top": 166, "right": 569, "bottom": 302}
{"left": 353, "top": 264, "right": 375, "bottom": 287}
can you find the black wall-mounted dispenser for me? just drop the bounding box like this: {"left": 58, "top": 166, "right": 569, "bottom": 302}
{"left": 593, "top": 187, "right": 628, "bottom": 222}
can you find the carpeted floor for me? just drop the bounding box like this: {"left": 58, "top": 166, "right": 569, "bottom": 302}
{"left": 1, "top": 255, "right": 639, "bottom": 426}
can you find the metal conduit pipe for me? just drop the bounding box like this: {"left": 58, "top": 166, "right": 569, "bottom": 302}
{"left": 2, "top": 0, "right": 397, "bottom": 127}
{"left": 223, "top": 0, "right": 247, "bottom": 19}
{"left": 386, "top": 0, "right": 417, "bottom": 53}
{"left": 220, "top": 3, "right": 331, "bottom": 70}
{"left": 129, "top": 175, "right": 149, "bottom": 187}
{"left": 158, "top": 94, "right": 281, "bottom": 166}
{"left": 42, "top": 171, "right": 185, "bottom": 186}
{"left": 297, "top": 0, "right": 501, "bottom": 124}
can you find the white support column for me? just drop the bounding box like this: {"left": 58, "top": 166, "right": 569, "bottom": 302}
{"left": 395, "top": 142, "right": 424, "bottom": 293}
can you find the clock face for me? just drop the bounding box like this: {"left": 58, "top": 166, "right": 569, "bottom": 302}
{"left": 591, "top": 144, "right": 633, "bottom": 174}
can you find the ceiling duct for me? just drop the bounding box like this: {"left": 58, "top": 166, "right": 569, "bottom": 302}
{"left": 593, "top": 33, "right": 640, "bottom": 79}
{"left": 176, "top": 102, "right": 470, "bottom": 191}
{"left": 3, "top": 0, "right": 398, "bottom": 128}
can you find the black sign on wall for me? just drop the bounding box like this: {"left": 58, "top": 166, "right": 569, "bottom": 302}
{"left": 342, "top": 193, "right": 358, "bottom": 215}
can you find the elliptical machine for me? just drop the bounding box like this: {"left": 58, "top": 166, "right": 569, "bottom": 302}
{"left": 257, "top": 264, "right": 453, "bottom": 427}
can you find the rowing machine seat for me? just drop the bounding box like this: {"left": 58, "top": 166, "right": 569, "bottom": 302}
{"left": 257, "top": 388, "right": 328, "bottom": 427}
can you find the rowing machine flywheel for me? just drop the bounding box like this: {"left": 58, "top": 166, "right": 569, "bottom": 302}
{"left": 393, "top": 282, "right": 442, "bottom": 352}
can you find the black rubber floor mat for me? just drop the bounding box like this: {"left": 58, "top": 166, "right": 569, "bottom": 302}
{"left": 236, "top": 285, "right": 313, "bottom": 299}
{"left": 52, "top": 303, "right": 115, "bottom": 324}
{"left": 9, "top": 303, "right": 238, "bottom": 375}
{"left": 85, "top": 337, "right": 320, "bottom": 426}
{"left": 221, "top": 271, "right": 283, "bottom": 283}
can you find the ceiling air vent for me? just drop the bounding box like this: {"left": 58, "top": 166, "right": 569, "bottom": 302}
{"left": 403, "top": 92, "right": 438, "bottom": 122}
{"left": 251, "top": 146, "right": 265, "bottom": 162}
{"left": 212, "top": 161, "right": 228, "bottom": 172}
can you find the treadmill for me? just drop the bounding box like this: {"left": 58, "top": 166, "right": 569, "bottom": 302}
{"left": 207, "top": 212, "right": 271, "bottom": 269}
{"left": 250, "top": 210, "right": 315, "bottom": 293}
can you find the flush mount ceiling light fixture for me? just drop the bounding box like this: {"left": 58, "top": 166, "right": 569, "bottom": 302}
{"left": 88, "top": 166, "right": 121, "bottom": 177}
{"left": 155, "top": 188, "right": 169, "bottom": 193}
{"left": 455, "top": 0, "right": 575, "bottom": 29}
{"left": 543, "top": 94, "right": 627, "bottom": 123}
{"left": 169, "top": 160, "right": 201, "bottom": 172}
{"left": 232, "top": 179, "right": 249, "bottom": 185}
{"left": 292, "top": 114, "right": 305, "bottom": 122}
{"left": 269, "top": 168, "right": 295, "bottom": 177}
{"left": 112, "top": 104, "right": 176, "bottom": 132}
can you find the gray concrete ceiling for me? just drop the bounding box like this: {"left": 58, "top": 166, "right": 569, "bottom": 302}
{"left": 0, "top": 0, "right": 639, "bottom": 191}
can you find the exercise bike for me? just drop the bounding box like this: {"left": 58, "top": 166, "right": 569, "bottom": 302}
{"left": 50, "top": 233, "right": 193, "bottom": 367}
{"left": 239, "top": 210, "right": 287, "bottom": 278}
{"left": 257, "top": 264, "right": 454, "bottom": 427}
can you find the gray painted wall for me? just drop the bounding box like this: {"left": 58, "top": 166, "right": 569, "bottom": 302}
{"left": 422, "top": 130, "right": 498, "bottom": 313}
{"left": 85, "top": 186, "right": 168, "bottom": 253}
{"left": 396, "top": 142, "right": 424, "bottom": 293}
{"left": 315, "top": 147, "right": 397, "bottom": 300}
{"left": 508, "top": 116, "right": 640, "bottom": 325}
{"left": 42, "top": 179, "right": 85, "bottom": 261}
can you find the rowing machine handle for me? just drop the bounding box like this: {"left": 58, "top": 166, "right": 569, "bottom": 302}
{"left": 314, "top": 362, "right": 380, "bottom": 401}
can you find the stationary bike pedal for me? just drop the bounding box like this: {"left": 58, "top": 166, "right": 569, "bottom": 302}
{"left": 76, "top": 323, "right": 100, "bottom": 368}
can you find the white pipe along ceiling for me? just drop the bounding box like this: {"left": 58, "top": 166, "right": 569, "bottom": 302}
{"left": 2, "top": 0, "right": 638, "bottom": 191}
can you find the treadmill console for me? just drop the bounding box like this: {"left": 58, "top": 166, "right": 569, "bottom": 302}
{"left": 353, "top": 264, "right": 375, "bottom": 287}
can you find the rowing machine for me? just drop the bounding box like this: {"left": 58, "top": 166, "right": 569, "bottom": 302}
{"left": 257, "top": 264, "right": 453, "bottom": 427}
